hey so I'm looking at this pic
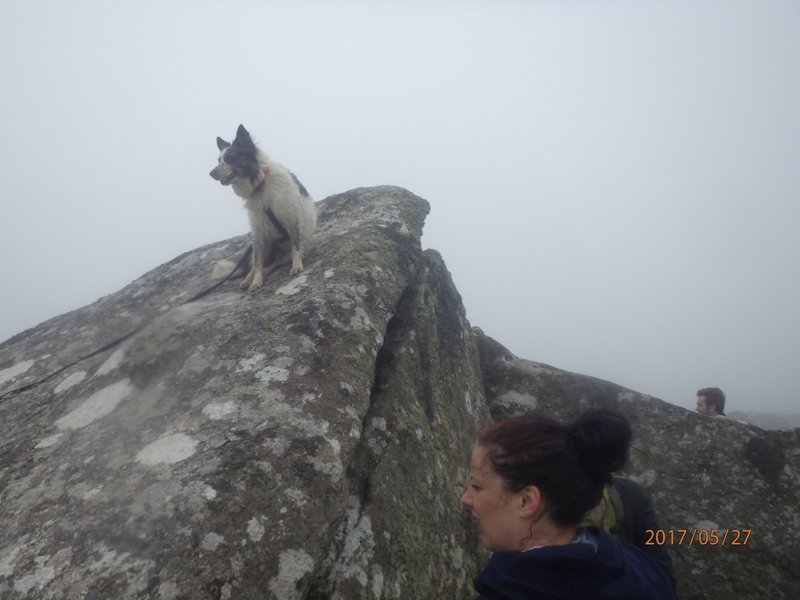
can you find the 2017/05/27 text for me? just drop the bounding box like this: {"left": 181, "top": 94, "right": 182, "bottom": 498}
{"left": 645, "top": 529, "right": 752, "bottom": 546}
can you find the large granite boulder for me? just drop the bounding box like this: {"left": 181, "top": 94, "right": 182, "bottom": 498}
{"left": 0, "top": 187, "right": 486, "bottom": 600}
{"left": 2, "top": 185, "right": 798, "bottom": 600}
{"left": 476, "top": 330, "right": 800, "bottom": 600}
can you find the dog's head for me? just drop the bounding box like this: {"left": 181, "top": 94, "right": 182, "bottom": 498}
{"left": 209, "top": 124, "right": 262, "bottom": 186}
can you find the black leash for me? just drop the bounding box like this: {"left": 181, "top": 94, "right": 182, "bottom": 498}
{"left": 265, "top": 207, "right": 290, "bottom": 241}
{"left": 186, "top": 244, "right": 252, "bottom": 302}
{"left": 248, "top": 170, "right": 291, "bottom": 241}
{"left": 0, "top": 244, "right": 253, "bottom": 403}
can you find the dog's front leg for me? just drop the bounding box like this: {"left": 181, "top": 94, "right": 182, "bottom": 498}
{"left": 288, "top": 224, "right": 305, "bottom": 276}
{"left": 289, "top": 246, "right": 305, "bottom": 276}
{"left": 240, "top": 248, "right": 257, "bottom": 290}
{"left": 242, "top": 238, "right": 266, "bottom": 292}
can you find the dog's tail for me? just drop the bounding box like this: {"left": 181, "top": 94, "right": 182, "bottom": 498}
{"left": 210, "top": 244, "right": 253, "bottom": 281}
{"left": 211, "top": 259, "right": 242, "bottom": 280}
{"left": 210, "top": 252, "right": 292, "bottom": 281}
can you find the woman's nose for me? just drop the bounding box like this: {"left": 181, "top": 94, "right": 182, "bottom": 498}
{"left": 460, "top": 488, "right": 472, "bottom": 508}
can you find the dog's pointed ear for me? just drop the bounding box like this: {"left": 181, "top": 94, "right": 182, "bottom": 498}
{"left": 236, "top": 124, "right": 252, "bottom": 142}
{"left": 216, "top": 137, "right": 230, "bottom": 150}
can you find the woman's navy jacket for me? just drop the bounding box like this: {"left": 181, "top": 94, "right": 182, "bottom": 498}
{"left": 474, "top": 527, "right": 675, "bottom": 600}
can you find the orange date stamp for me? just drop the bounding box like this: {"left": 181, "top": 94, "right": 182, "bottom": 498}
{"left": 645, "top": 529, "right": 752, "bottom": 546}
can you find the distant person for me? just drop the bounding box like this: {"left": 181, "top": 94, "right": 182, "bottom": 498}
{"left": 695, "top": 387, "right": 726, "bottom": 417}
{"left": 460, "top": 410, "right": 675, "bottom": 599}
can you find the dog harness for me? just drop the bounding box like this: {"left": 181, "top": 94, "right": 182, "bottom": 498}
{"left": 265, "top": 207, "right": 290, "bottom": 241}
{"left": 251, "top": 169, "right": 291, "bottom": 241}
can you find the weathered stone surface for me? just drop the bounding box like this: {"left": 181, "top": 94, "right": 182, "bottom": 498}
{"left": 476, "top": 329, "right": 800, "bottom": 600}
{"left": 0, "top": 187, "right": 486, "bottom": 599}
{"left": 306, "top": 250, "right": 489, "bottom": 599}
{"left": 2, "top": 184, "right": 798, "bottom": 600}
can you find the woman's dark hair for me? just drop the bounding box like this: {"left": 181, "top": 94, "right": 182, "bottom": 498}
{"left": 478, "top": 409, "right": 632, "bottom": 527}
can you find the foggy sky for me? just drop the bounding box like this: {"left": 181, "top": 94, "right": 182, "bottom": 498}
{"left": 1, "top": 1, "right": 798, "bottom": 414}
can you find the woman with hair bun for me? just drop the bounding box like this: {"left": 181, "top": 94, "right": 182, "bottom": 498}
{"left": 460, "top": 410, "right": 674, "bottom": 599}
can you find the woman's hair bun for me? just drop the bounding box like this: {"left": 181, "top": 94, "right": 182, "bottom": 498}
{"left": 569, "top": 409, "right": 631, "bottom": 483}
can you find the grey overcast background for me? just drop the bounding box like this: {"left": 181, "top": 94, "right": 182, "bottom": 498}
{"left": 1, "top": 1, "right": 798, "bottom": 415}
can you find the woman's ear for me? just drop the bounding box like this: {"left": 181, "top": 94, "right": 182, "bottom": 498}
{"left": 519, "top": 485, "right": 544, "bottom": 519}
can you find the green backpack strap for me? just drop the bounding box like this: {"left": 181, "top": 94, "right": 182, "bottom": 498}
{"left": 580, "top": 484, "right": 620, "bottom": 531}
{"left": 606, "top": 482, "right": 624, "bottom": 531}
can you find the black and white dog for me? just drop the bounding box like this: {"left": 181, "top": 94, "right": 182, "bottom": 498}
{"left": 210, "top": 125, "right": 316, "bottom": 291}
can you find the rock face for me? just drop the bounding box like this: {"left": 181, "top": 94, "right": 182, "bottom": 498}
{"left": 1, "top": 186, "right": 798, "bottom": 600}
{"left": 0, "top": 187, "right": 487, "bottom": 600}
{"left": 476, "top": 331, "right": 800, "bottom": 600}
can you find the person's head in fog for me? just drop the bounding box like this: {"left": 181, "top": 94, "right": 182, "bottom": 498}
{"left": 696, "top": 387, "right": 726, "bottom": 417}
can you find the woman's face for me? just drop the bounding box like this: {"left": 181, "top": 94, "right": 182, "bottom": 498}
{"left": 460, "top": 444, "right": 528, "bottom": 551}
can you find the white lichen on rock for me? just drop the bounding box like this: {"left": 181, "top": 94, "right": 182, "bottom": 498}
{"left": 35, "top": 433, "right": 65, "bottom": 449}
{"left": 330, "top": 498, "right": 376, "bottom": 588}
{"left": 202, "top": 532, "right": 225, "bottom": 551}
{"left": 95, "top": 348, "right": 126, "bottom": 377}
{"left": 236, "top": 353, "right": 266, "bottom": 372}
{"left": 0, "top": 359, "right": 34, "bottom": 386}
{"left": 0, "top": 545, "right": 21, "bottom": 577}
{"left": 54, "top": 370, "right": 87, "bottom": 393}
{"left": 203, "top": 401, "right": 237, "bottom": 420}
{"left": 268, "top": 548, "right": 315, "bottom": 600}
{"left": 256, "top": 366, "right": 290, "bottom": 384}
{"left": 136, "top": 432, "right": 199, "bottom": 465}
{"left": 55, "top": 379, "right": 133, "bottom": 430}
{"left": 276, "top": 273, "right": 309, "bottom": 296}
{"left": 247, "top": 516, "right": 266, "bottom": 542}
{"left": 12, "top": 555, "right": 55, "bottom": 595}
